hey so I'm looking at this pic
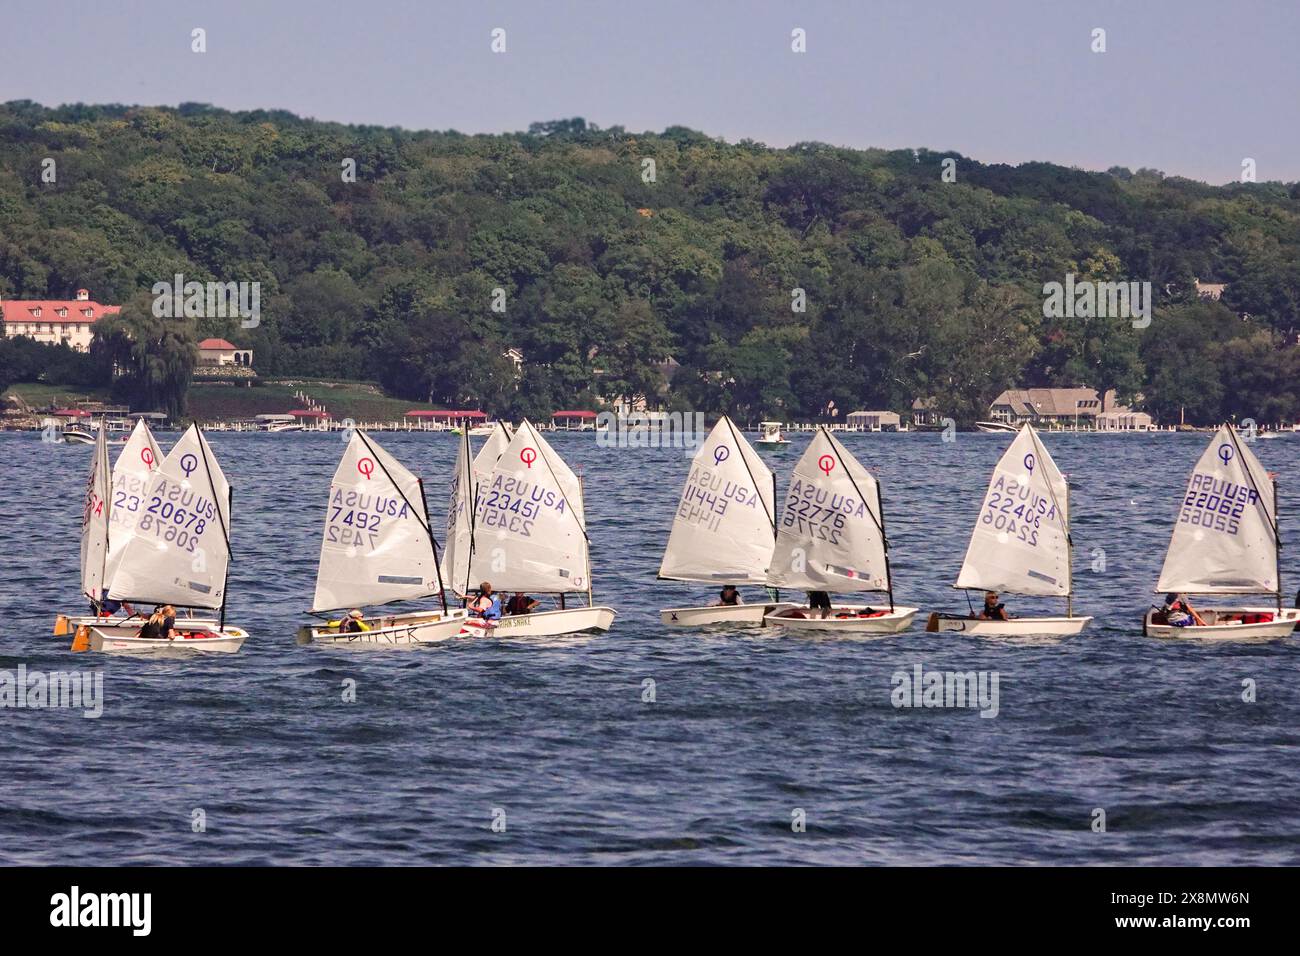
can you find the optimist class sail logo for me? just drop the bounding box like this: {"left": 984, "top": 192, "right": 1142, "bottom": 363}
{"left": 1023, "top": 453, "right": 1036, "bottom": 474}
{"left": 179, "top": 453, "right": 198, "bottom": 477}
{"left": 357, "top": 457, "right": 375, "bottom": 479}
{"left": 1218, "top": 444, "right": 1234, "bottom": 465}
{"left": 818, "top": 454, "right": 836, "bottom": 476}
{"left": 141, "top": 447, "right": 155, "bottom": 468}
{"left": 520, "top": 447, "right": 537, "bottom": 468}
{"left": 713, "top": 446, "right": 730, "bottom": 465}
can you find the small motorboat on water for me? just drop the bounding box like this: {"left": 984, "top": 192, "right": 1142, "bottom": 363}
{"left": 755, "top": 421, "right": 791, "bottom": 446}
{"left": 974, "top": 421, "right": 1017, "bottom": 434}
{"left": 1142, "top": 424, "right": 1299, "bottom": 641}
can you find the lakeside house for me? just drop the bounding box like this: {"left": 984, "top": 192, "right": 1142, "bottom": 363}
{"left": 988, "top": 387, "right": 1154, "bottom": 429}
{"left": 846, "top": 410, "right": 902, "bottom": 431}
{"left": 0, "top": 288, "right": 120, "bottom": 352}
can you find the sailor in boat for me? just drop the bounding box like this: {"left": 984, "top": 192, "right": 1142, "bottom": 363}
{"left": 808, "top": 590, "right": 832, "bottom": 619}
{"left": 91, "top": 589, "right": 134, "bottom": 619}
{"left": 470, "top": 582, "right": 502, "bottom": 622}
{"left": 506, "top": 592, "right": 539, "bottom": 615}
{"left": 1160, "top": 593, "right": 1205, "bottom": 627}
{"left": 339, "top": 609, "right": 371, "bottom": 633}
{"left": 977, "top": 592, "right": 1010, "bottom": 621}
{"left": 138, "top": 606, "right": 178, "bottom": 641}
{"left": 715, "top": 585, "right": 742, "bottom": 607}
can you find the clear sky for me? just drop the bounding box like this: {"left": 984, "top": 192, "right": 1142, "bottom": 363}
{"left": 3, "top": 0, "right": 1298, "bottom": 184}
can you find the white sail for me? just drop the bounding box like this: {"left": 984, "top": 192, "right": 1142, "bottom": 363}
{"left": 107, "top": 424, "right": 231, "bottom": 609}
{"left": 659, "top": 416, "right": 775, "bottom": 584}
{"left": 767, "top": 428, "right": 889, "bottom": 592}
{"left": 79, "top": 425, "right": 111, "bottom": 601}
{"left": 1156, "top": 425, "right": 1279, "bottom": 595}
{"left": 439, "top": 428, "right": 475, "bottom": 597}
{"left": 312, "top": 431, "right": 443, "bottom": 612}
{"left": 472, "top": 422, "right": 513, "bottom": 491}
{"left": 103, "top": 418, "right": 164, "bottom": 588}
{"left": 466, "top": 420, "right": 590, "bottom": 593}
{"left": 955, "top": 424, "right": 1072, "bottom": 596}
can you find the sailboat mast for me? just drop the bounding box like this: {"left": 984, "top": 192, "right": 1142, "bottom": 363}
{"left": 580, "top": 474, "right": 594, "bottom": 606}
{"left": 419, "top": 477, "right": 449, "bottom": 612}
{"left": 219, "top": 486, "right": 232, "bottom": 630}
{"left": 1065, "top": 478, "right": 1074, "bottom": 619}
{"left": 1273, "top": 474, "right": 1282, "bottom": 611}
{"left": 195, "top": 424, "right": 233, "bottom": 631}
{"left": 96, "top": 420, "right": 111, "bottom": 603}
{"left": 874, "top": 470, "right": 895, "bottom": 613}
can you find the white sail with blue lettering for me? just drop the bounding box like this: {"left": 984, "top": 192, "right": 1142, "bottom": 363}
{"left": 766, "top": 427, "right": 889, "bottom": 592}
{"left": 1156, "top": 425, "right": 1278, "bottom": 595}
{"left": 439, "top": 428, "right": 475, "bottom": 598}
{"left": 659, "top": 416, "right": 775, "bottom": 585}
{"left": 955, "top": 424, "right": 1071, "bottom": 597}
{"left": 472, "top": 422, "right": 513, "bottom": 491}
{"left": 79, "top": 425, "right": 112, "bottom": 601}
{"left": 466, "top": 419, "right": 589, "bottom": 593}
{"left": 103, "top": 418, "right": 164, "bottom": 588}
{"left": 107, "top": 424, "right": 231, "bottom": 609}
{"left": 313, "top": 431, "right": 441, "bottom": 612}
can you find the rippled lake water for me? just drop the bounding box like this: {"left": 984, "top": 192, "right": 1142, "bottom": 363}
{"left": 2, "top": 429, "right": 1298, "bottom": 865}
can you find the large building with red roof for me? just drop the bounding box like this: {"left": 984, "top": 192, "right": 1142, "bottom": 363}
{"left": 0, "top": 288, "right": 120, "bottom": 352}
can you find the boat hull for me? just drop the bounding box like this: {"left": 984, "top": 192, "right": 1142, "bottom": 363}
{"left": 659, "top": 602, "right": 797, "bottom": 627}
{"left": 81, "top": 623, "right": 248, "bottom": 654}
{"left": 54, "top": 612, "right": 218, "bottom": 636}
{"left": 763, "top": 604, "right": 918, "bottom": 634}
{"left": 298, "top": 609, "right": 469, "bottom": 646}
{"left": 1143, "top": 606, "right": 1299, "bottom": 641}
{"left": 926, "top": 613, "right": 1092, "bottom": 636}
{"left": 460, "top": 606, "right": 616, "bottom": 637}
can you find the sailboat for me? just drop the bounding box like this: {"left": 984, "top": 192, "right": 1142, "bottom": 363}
{"left": 1143, "top": 424, "right": 1299, "bottom": 639}
{"left": 458, "top": 419, "right": 616, "bottom": 636}
{"left": 440, "top": 421, "right": 512, "bottom": 599}
{"left": 298, "top": 431, "right": 468, "bottom": 645}
{"left": 73, "top": 423, "right": 247, "bottom": 653}
{"left": 658, "top": 416, "right": 795, "bottom": 626}
{"left": 55, "top": 419, "right": 172, "bottom": 635}
{"left": 762, "top": 426, "right": 917, "bottom": 633}
{"left": 926, "top": 423, "right": 1092, "bottom": 636}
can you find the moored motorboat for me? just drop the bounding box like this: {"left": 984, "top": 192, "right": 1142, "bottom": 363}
{"left": 755, "top": 421, "right": 790, "bottom": 446}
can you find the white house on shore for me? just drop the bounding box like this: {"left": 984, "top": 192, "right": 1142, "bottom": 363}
{"left": 0, "top": 288, "right": 120, "bottom": 352}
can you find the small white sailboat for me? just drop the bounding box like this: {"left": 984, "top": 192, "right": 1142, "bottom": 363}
{"left": 298, "top": 431, "right": 468, "bottom": 646}
{"left": 755, "top": 421, "right": 790, "bottom": 447}
{"left": 74, "top": 424, "right": 247, "bottom": 653}
{"left": 55, "top": 418, "right": 178, "bottom": 636}
{"left": 763, "top": 427, "right": 917, "bottom": 634}
{"left": 1144, "top": 424, "right": 1299, "bottom": 640}
{"left": 658, "top": 416, "right": 795, "bottom": 626}
{"left": 458, "top": 419, "right": 616, "bottom": 637}
{"left": 926, "top": 423, "right": 1092, "bottom": 636}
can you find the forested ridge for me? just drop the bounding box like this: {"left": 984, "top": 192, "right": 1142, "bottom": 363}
{"left": 2, "top": 101, "right": 1299, "bottom": 424}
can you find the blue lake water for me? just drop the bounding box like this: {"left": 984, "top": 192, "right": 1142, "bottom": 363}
{"left": 2, "top": 429, "right": 1298, "bottom": 865}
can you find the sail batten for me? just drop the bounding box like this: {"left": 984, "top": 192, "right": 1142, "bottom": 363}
{"left": 106, "top": 424, "right": 231, "bottom": 609}
{"left": 659, "top": 416, "right": 775, "bottom": 585}
{"left": 312, "top": 431, "right": 441, "bottom": 612}
{"left": 465, "top": 420, "right": 590, "bottom": 593}
{"left": 955, "top": 424, "right": 1072, "bottom": 597}
{"left": 1155, "top": 425, "right": 1279, "bottom": 595}
{"left": 766, "top": 428, "right": 890, "bottom": 593}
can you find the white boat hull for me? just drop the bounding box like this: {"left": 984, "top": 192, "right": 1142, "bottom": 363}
{"left": 659, "top": 602, "right": 797, "bottom": 627}
{"left": 460, "top": 606, "right": 616, "bottom": 637}
{"left": 54, "top": 612, "right": 217, "bottom": 636}
{"left": 299, "top": 608, "right": 469, "bottom": 646}
{"left": 926, "top": 613, "right": 1092, "bottom": 636}
{"left": 82, "top": 623, "right": 248, "bottom": 654}
{"left": 1143, "top": 606, "right": 1299, "bottom": 641}
{"left": 763, "top": 604, "right": 918, "bottom": 634}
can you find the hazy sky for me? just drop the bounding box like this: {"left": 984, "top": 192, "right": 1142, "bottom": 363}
{"left": 4, "top": 0, "right": 1298, "bottom": 184}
